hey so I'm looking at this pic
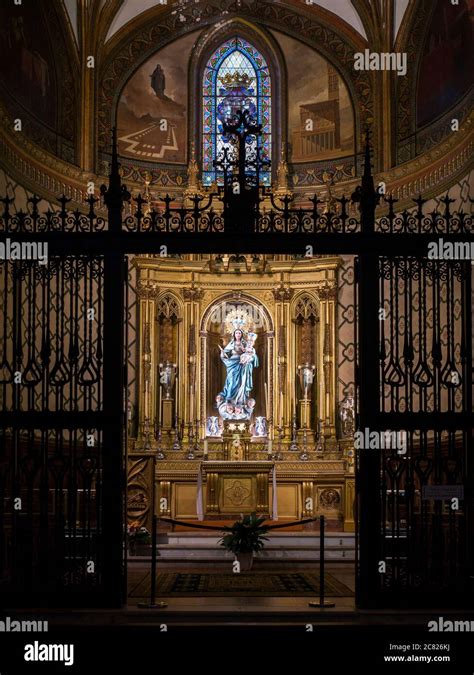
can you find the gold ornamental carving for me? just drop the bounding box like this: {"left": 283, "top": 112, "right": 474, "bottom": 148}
{"left": 323, "top": 323, "right": 332, "bottom": 391}
{"left": 320, "top": 487, "right": 341, "bottom": 509}
{"left": 182, "top": 284, "right": 204, "bottom": 301}
{"left": 224, "top": 479, "right": 251, "bottom": 506}
{"left": 127, "top": 458, "right": 151, "bottom": 526}
{"left": 317, "top": 284, "right": 338, "bottom": 301}
{"left": 273, "top": 283, "right": 294, "bottom": 301}
{"left": 136, "top": 280, "right": 160, "bottom": 299}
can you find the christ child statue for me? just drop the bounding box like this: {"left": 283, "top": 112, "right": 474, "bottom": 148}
{"left": 239, "top": 332, "right": 257, "bottom": 365}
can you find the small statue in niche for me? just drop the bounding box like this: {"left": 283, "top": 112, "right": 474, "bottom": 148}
{"left": 159, "top": 361, "right": 176, "bottom": 399}
{"left": 206, "top": 416, "right": 220, "bottom": 437}
{"left": 254, "top": 416, "right": 267, "bottom": 437}
{"left": 339, "top": 395, "right": 355, "bottom": 437}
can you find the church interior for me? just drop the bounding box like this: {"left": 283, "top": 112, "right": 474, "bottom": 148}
{"left": 0, "top": 0, "right": 472, "bottom": 668}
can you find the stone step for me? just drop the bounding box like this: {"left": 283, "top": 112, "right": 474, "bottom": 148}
{"left": 128, "top": 532, "right": 357, "bottom": 563}
{"left": 160, "top": 532, "right": 355, "bottom": 547}
{"left": 155, "top": 547, "right": 354, "bottom": 561}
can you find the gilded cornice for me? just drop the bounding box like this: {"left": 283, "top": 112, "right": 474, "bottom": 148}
{"left": 1, "top": 104, "right": 470, "bottom": 214}
{"left": 131, "top": 257, "right": 341, "bottom": 274}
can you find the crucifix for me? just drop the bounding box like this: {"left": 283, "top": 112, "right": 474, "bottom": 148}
{"left": 213, "top": 108, "right": 270, "bottom": 233}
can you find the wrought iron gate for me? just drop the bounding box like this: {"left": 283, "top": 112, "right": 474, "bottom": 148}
{"left": 0, "top": 132, "right": 472, "bottom": 608}
{"left": 0, "top": 165, "right": 127, "bottom": 606}
{"left": 356, "top": 255, "right": 472, "bottom": 607}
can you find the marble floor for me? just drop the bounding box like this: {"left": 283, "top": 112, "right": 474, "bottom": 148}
{"left": 126, "top": 561, "right": 356, "bottom": 616}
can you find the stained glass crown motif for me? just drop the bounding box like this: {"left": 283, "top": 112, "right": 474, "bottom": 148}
{"left": 218, "top": 72, "right": 255, "bottom": 88}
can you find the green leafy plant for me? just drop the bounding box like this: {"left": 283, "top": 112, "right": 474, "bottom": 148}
{"left": 218, "top": 513, "right": 269, "bottom": 554}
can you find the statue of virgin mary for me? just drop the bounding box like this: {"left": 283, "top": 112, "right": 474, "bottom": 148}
{"left": 216, "top": 329, "right": 259, "bottom": 420}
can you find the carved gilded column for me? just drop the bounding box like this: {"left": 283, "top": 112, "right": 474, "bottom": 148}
{"left": 343, "top": 478, "right": 356, "bottom": 533}
{"left": 302, "top": 481, "right": 314, "bottom": 517}
{"left": 206, "top": 473, "right": 219, "bottom": 513}
{"left": 158, "top": 481, "right": 171, "bottom": 517}
{"left": 182, "top": 284, "right": 203, "bottom": 438}
{"left": 317, "top": 283, "right": 337, "bottom": 438}
{"left": 256, "top": 473, "right": 270, "bottom": 513}
{"left": 137, "top": 278, "right": 160, "bottom": 439}
{"left": 273, "top": 283, "right": 293, "bottom": 438}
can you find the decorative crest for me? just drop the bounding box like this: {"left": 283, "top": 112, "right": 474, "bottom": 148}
{"left": 218, "top": 72, "right": 254, "bottom": 88}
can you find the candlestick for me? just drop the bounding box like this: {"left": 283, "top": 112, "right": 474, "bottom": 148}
{"left": 204, "top": 439, "right": 208, "bottom": 456}
{"left": 264, "top": 382, "right": 268, "bottom": 420}
{"left": 267, "top": 439, "right": 273, "bottom": 456}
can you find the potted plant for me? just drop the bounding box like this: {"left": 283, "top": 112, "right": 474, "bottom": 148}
{"left": 219, "top": 513, "right": 269, "bottom": 571}
{"left": 127, "top": 521, "right": 151, "bottom": 555}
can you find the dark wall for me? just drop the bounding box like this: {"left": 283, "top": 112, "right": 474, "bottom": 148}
{"left": 417, "top": 0, "right": 473, "bottom": 127}
{"left": 0, "top": 0, "right": 77, "bottom": 163}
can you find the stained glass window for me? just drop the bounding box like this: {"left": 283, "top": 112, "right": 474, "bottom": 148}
{"left": 202, "top": 37, "right": 271, "bottom": 186}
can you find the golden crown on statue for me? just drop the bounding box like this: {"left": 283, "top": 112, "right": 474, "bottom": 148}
{"left": 218, "top": 72, "right": 254, "bottom": 88}
{"left": 224, "top": 306, "right": 256, "bottom": 336}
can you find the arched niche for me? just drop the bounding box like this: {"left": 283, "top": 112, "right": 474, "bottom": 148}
{"left": 291, "top": 291, "right": 320, "bottom": 429}
{"left": 199, "top": 293, "right": 274, "bottom": 437}
{"left": 156, "top": 292, "right": 181, "bottom": 363}
{"left": 189, "top": 18, "right": 287, "bottom": 183}
{"left": 154, "top": 291, "right": 183, "bottom": 426}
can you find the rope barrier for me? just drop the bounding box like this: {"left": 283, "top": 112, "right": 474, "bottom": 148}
{"left": 146, "top": 515, "right": 334, "bottom": 610}
{"left": 158, "top": 516, "right": 318, "bottom": 531}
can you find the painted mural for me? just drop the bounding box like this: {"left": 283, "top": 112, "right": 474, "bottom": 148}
{"left": 272, "top": 31, "right": 354, "bottom": 164}
{"left": 0, "top": 2, "right": 57, "bottom": 129}
{"left": 417, "top": 0, "right": 473, "bottom": 127}
{"left": 117, "top": 32, "right": 198, "bottom": 165}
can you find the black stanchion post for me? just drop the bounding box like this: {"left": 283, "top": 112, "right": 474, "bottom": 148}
{"left": 309, "top": 515, "right": 335, "bottom": 608}
{"left": 150, "top": 514, "right": 158, "bottom": 604}
{"left": 138, "top": 456, "right": 167, "bottom": 609}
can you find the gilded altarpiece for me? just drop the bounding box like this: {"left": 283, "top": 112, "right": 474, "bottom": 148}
{"left": 127, "top": 255, "right": 355, "bottom": 530}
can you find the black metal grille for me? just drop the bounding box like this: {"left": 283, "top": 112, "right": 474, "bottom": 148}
{"left": 380, "top": 429, "right": 467, "bottom": 599}
{"left": 2, "top": 193, "right": 471, "bottom": 236}
{"left": 0, "top": 427, "right": 103, "bottom": 597}
{"left": 0, "top": 258, "right": 104, "bottom": 413}
{"left": 379, "top": 258, "right": 469, "bottom": 414}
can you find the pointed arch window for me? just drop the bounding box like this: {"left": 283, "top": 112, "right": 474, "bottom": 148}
{"left": 202, "top": 37, "right": 271, "bottom": 186}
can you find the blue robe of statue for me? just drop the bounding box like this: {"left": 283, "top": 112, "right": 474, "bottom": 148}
{"left": 219, "top": 340, "right": 258, "bottom": 404}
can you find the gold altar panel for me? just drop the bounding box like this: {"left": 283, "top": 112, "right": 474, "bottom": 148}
{"left": 273, "top": 483, "right": 299, "bottom": 520}
{"left": 221, "top": 477, "right": 255, "bottom": 513}
{"left": 175, "top": 483, "right": 206, "bottom": 520}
